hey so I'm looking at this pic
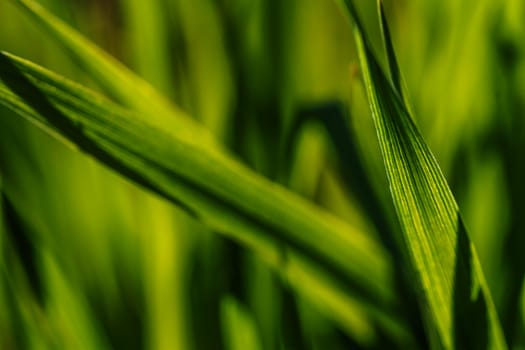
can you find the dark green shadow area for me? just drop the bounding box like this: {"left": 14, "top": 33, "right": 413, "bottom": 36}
{"left": 1, "top": 193, "right": 43, "bottom": 304}
{"left": 453, "top": 214, "right": 489, "bottom": 350}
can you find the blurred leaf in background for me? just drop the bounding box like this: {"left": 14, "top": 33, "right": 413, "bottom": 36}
{"left": 1, "top": 0, "right": 525, "bottom": 349}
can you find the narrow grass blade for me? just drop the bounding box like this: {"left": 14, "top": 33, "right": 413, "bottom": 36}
{"left": 342, "top": 1, "right": 508, "bottom": 349}
{"left": 8, "top": 0, "right": 202, "bottom": 134}
{"left": 376, "top": 1, "right": 413, "bottom": 116}
{"left": 377, "top": 1, "right": 402, "bottom": 96}
{"left": 121, "top": 0, "right": 174, "bottom": 96}
{"left": 221, "top": 296, "right": 263, "bottom": 350}
{"left": 0, "top": 51, "right": 407, "bottom": 342}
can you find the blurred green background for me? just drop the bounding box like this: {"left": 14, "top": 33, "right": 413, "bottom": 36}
{"left": 1, "top": 0, "right": 525, "bottom": 349}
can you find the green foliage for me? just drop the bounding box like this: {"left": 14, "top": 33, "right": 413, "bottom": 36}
{"left": 1, "top": 0, "right": 524, "bottom": 349}
{"left": 0, "top": 50, "right": 402, "bottom": 342}
{"left": 348, "top": 2, "right": 506, "bottom": 348}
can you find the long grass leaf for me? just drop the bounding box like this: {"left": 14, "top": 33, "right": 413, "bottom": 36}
{"left": 376, "top": 1, "right": 413, "bottom": 116}
{"left": 0, "top": 51, "right": 407, "bottom": 342}
{"left": 342, "top": 1, "right": 508, "bottom": 349}
{"left": 8, "top": 0, "right": 202, "bottom": 134}
{"left": 377, "top": 1, "right": 402, "bottom": 96}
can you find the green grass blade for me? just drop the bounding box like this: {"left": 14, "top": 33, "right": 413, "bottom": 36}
{"left": 121, "top": 0, "right": 174, "bottom": 95}
{"left": 348, "top": 3, "right": 507, "bottom": 349}
{"left": 0, "top": 51, "right": 407, "bottom": 341}
{"left": 376, "top": 1, "right": 414, "bottom": 116}
{"left": 8, "top": 0, "right": 201, "bottom": 132}
{"left": 377, "top": 1, "right": 402, "bottom": 96}
{"left": 221, "top": 296, "right": 263, "bottom": 350}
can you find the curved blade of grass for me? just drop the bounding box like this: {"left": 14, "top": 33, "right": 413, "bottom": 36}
{"left": 8, "top": 0, "right": 202, "bottom": 134}
{"left": 0, "top": 51, "right": 410, "bottom": 342}
{"left": 376, "top": 2, "right": 401, "bottom": 98}
{"left": 376, "top": 1, "right": 413, "bottom": 117}
{"left": 342, "top": 1, "right": 508, "bottom": 349}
